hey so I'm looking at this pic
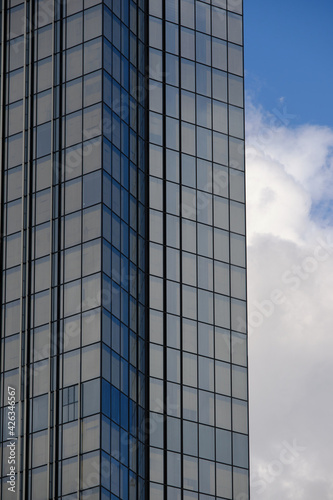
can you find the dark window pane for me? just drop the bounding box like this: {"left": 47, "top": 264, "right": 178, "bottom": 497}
{"left": 33, "top": 394, "right": 49, "bottom": 431}
{"left": 37, "top": 122, "right": 52, "bottom": 158}
{"left": 83, "top": 171, "right": 101, "bottom": 207}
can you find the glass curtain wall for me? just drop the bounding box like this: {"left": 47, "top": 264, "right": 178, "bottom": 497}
{"left": 0, "top": 1, "right": 148, "bottom": 499}
{"left": 0, "top": 0, "right": 248, "bottom": 499}
{"left": 148, "top": 0, "right": 249, "bottom": 499}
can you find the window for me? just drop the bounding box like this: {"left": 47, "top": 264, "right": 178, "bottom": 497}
{"left": 62, "top": 421, "right": 78, "bottom": 459}
{"left": 33, "top": 394, "right": 49, "bottom": 431}
{"left": 62, "top": 385, "right": 79, "bottom": 423}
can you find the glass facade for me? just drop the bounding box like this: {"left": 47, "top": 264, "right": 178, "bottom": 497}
{"left": 0, "top": 1, "right": 248, "bottom": 499}
{"left": 148, "top": 1, "right": 248, "bottom": 499}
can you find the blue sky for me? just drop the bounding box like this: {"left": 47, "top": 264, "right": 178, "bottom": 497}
{"left": 245, "top": 3, "right": 333, "bottom": 499}
{"left": 244, "top": 0, "right": 333, "bottom": 128}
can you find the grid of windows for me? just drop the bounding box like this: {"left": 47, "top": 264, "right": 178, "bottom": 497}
{"left": 0, "top": 1, "right": 248, "bottom": 499}
{"left": 0, "top": 1, "right": 148, "bottom": 499}
{"left": 148, "top": 0, "right": 248, "bottom": 499}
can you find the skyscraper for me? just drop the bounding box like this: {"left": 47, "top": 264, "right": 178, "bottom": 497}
{"left": 0, "top": 1, "right": 248, "bottom": 499}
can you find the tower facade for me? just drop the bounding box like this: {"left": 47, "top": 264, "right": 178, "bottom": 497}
{"left": 0, "top": 1, "right": 248, "bottom": 499}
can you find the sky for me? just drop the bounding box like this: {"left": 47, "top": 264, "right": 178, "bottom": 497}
{"left": 244, "top": 2, "right": 333, "bottom": 499}
{"left": 245, "top": 0, "right": 333, "bottom": 128}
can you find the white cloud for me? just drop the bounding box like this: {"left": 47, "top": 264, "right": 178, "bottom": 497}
{"left": 246, "top": 102, "right": 333, "bottom": 500}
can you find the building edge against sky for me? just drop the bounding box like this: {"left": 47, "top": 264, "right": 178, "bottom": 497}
{"left": 0, "top": 1, "right": 248, "bottom": 499}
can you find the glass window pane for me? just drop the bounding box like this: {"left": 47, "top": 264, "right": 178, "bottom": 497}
{"left": 32, "top": 430, "right": 48, "bottom": 467}
{"left": 232, "top": 399, "right": 248, "bottom": 434}
{"left": 5, "top": 300, "right": 21, "bottom": 336}
{"left": 199, "top": 425, "right": 214, "bottom": 460}
{"left": 232, "top": 365, "right": 247, "bottom": 400}
{"left": 150, "top": 0, "right": 163, "bottom": 17}
{"left": 229, "top": 104, "right": 244, "bottom": 139}
{"left": 65, "top": 212, "right": 81, "bottom": 248}
{"left": 196, "top": 1, "right": 211, "bottom": 33}
{"left": 196, "top": 63, "right": 211, "bottom": 97}
{"left": 197, "top": 289, "right": 213, "bottom": 324}
{"left": 183, "top": 353, "right": 197, "bottom": 387}
{"left": 37, "top": 90, "right": 52, "bottom": 124}
{"left": 82, "top": 415, "right": 100, "bottom": 453}
{"left": 182, "top": 122, "right": 195, "bottom": 155}
{"left": 229, "top": 136, "right": 245, "bottom": 171}
{"left": 230, "top": 168, "right": 245, "bottom": 202}
{"left": 37, "top": 57, "right": 52, "bottom": 92}
{"left": 67, "top": 45, "right": 83, "bottom": 81}
{"left": 166, "top": 86, "right": 179, "bottom": 118}
{"left": 8, "top": 67, "right": 24, "bottom": 102}
{"left": 197, "top": 224, "right": 212, "bottom": 257}
{"left": 233, "top": 433, "right": 249, "bottom": 468}
{"left": 8, "top": 36, "right": 24, "bottom": 71}
{"left": 31, "top": 466, "right": 48, "bottom": 500}
{"left": 166, "top": 0, "right": 179, "bottom": 23}
{"left": 212, "top": 7, "right": 226, "bottom": 39}
{"left": 33, "top": 394, "right": 49, "bottom": 431}
{"left": 66, "top": 78, "right": 82, "bottom": 114}
{"left": 231, "top": 265, "right": 246, "bottom": 299}
{"left": 231, "top": 297, "right": 246, "bottom": 333}
{"left": 181, "top": 0, "right": 194, "bottom": 28}
{"left": 199, "top": 391, "right": 214, "bottom": 425}
{"left": 183, "top": 318, "right": 197, "bottom": 354}
{"left": 35, "top": 189, "right": 50, "bottom": 224}
{"left": 213, "top": 131, "right": 228, "bottom": 165}
{"left": 233, "top": 468, "right": 249, "bottom": 500}
{"left": 183, "top": 456, "right": 198, "bottom": 491}
{"left": 63, "top": 421, "right": 78, "bottom": 459}
{"left": 183, "top": 420, "right": 198, "bottom": 456}
{"left": 213, "top": 69, "right": 227, "bottom": 102}
{"left": 215, "top": 360, "right": 231, "bottom": 395}
{"left": 150, "top": 448, "right": 164, "bottom": 484}
{"left": 181, "top": 27, "right": 195, "bottom": 60}
{"left": 82, "top": 344, "right": 100, "bottom": 381}
{"left": 83, "top": 205, "right": 101, "bottom": 241}
{"left": 62, "top": 457, "right": 78, "bottom": 495}
{"left": 230, "top": 232, "right": 245, "bottom": 266}
{"left": 37, "top": 122, "right": 52, "bottom": 158}
{"left": 214, "top": 260, "right": 229, "bottom": 295}
{"left": 232, "top": 331, "right": 247, "bottom": 366}
{"left": 8, "top": 100, "right": 23, "bottom": 135}
{"left": 4, "top": 334, "right": 20, "bottom": 370}
{"left": 35, "top": 256, "right": 50, "bottom": 292}
{"left": 196, "top": 95, "right": 211, "bottom": 128}
{"left": 34, "top": 290, "right": 50, "bottom": 326}
{"left": 228, "top": 12, "right": 243, "bottom": 45}
{"left": 38, "top": 25, "right": 52, "bottom": 59}
{"left": 199, "top": 459, "right": 215, "bottom": 495}
{"left": 150, "top": 17, "right": 163, "bottom": 50}
{"left": 150, "top": 81, "right": 163, "bottom": 114}
{"left": 84, "top": 38, "right": 102, "bottom": 73}
{"left": 196, "top": 33, "right": 211, "bottom": 65}
{"left": 181, "top": 59, "right": 195, "bottom": 92}
{"left": 182, "top": 91, "right": 195, "bottom": 124}
{"left": 167, "top": 452, "right": 181, "bottom": 487}
{"left": 229, "top": 74, "right": 244, "bottom": 107}
{"left": 65, "top": 178, "right": 82, "bottom": 214}
{"left": 216, "top": 429, "right": 232, "bottom": 464}
{"left": 67, "top": 13, "right": 83, "bottom": 48}
{"left": 216, "top": 463, "right": 232, "bottom": 498}
{"left": 5, "top": 265, "right": 21, "bottom": 302}
{"left": 83, "top": 171, "right": 101, "bottom": 207}
{"left": 213, "top": 100, "right": 227, "bottom": 133}
{"left": 228, "top": 42, "right": 243, "bottom": 76}
{"left": 215, "top": 394, "right": 231, "bottom": 429}
{"left": 82, "top": 378, "right": 100, "bottom": 417}
{"left": 84, "top": 5, "right": 102, "bottom": 41}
